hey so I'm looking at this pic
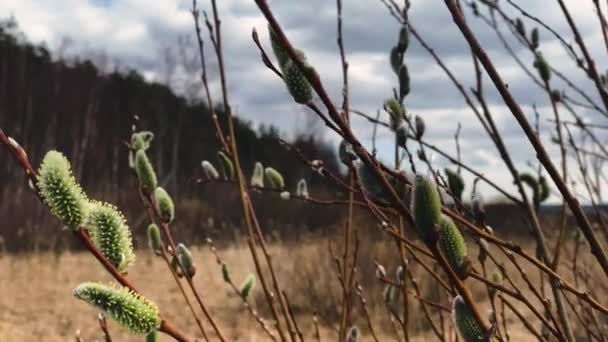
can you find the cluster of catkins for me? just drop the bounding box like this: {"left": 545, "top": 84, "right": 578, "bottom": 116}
{"left": 37, "top": 139, "right": 162, "bottom": 337}
{"left": 201, "top": 153, "right": 309, "bottom": 200}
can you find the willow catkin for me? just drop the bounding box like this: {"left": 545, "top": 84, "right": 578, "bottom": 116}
{"left": 135, "top": 150, "right": 157, "bottom": 193}
{"left": 154, "top": 187, "right": 175, "bottom": 224}
{"left": 265, "top": 167, "right": 285, "bottom": 190}
{"left": 412, "top": 175, "right": 442, "bottom": 243}
{"left": 251, "top": 162, "right": 265, "bottom": 188}
{"left": 87, "top": 201, "right": 135, "bottom": 273}
{"left": 73, "top": 282, "right": 160, "bottom": 335}
{"left": 453, "top": 296, "right": 487, "bottom": 342}
{"left": 37, "top": 150, "right": 89, "bottom": 229}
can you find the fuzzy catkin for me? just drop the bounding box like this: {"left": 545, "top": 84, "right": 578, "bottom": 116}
{"left": 87, "top": 202, "right": 135, "bottom": 273}
{"left": 37, "top": 150, "right": 89, "bottom": 229}
{"left": 135, "top": 150, "right": 157, "bottom": 193}
{"left": 265, "top": 167, "right": 285, "bottom": 190}
{"left": 73, "top": 282, "right": 160, "bottom": 335}
{"left": 412, "top": 176, "right": 442, "bottom": 243}
{"left": 453, "top": 296, "right": 487, "bottom": 342}
{"left": 154, "top": 187, "right": 175, "bottom": 223}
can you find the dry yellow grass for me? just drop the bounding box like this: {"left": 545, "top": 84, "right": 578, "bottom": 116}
{"left": 0, "top": 237, "right": 595, "bottom": 341}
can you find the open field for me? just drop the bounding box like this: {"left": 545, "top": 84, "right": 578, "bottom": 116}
{"left": 0, "top": 235, "right": 594, "bottom": 341}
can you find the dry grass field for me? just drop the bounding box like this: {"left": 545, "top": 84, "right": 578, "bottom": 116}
{"left": 1, "top": 234, "right": 592, "bottom": 342}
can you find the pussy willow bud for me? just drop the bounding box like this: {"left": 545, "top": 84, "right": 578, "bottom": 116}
{"left": 201, "top": 160, "right": 220, "bottom": 180}
{"left": 146, "top": 331, "right": 158, "bottom": 342}
{"left": 415, "top": 115, "right": 425, "bottom": 139}
{"left": 171, "top": 254, "right": 183, "bottom": 277}
{"left": 375, "top": 264, "right": 386, "bottom": 279}
{"left": 280, "top": 191, "right": 291, "bottom": 200}
{"left": 217, "top": 151, "right": 234, "bottom": 180}
{"left": 296, "top": 179, "right": 309, "bottom": 198}
{"left": 515, "top": 18, "right": 526, "bottom": 37}
{"left": 438, "top": 215, "right": 468, "bottom": 277}
{"left": 73, "top": 282, "right": 160, "bottom": 334}
{"left": 87, "top": 202, "right": 135, "bottom": 273}
{"left": 390, "top": 46, "right": 404, "bottom": 74}
{"left": 154, "top": 187, "right": 175, "bottom": 223}
{"left": 412, "top": 176, "right": 442, "bottom": 243}
{"left": 265, "top": 167, "right": 285, "bottom": 190}
{"left": 489, "top": 270, "right": 503, "bottom": 297}
{"left": 147, "top": 224, "right": 162, "bottom": 256}
{"left": 37, "top": 150, "right": 89, "bottom": 229}
{"left": 251, "top": 162, "right": 265, "bottom": 188}
{"left": 417, "top": 149, "right": 427, "bottom": 162}
{"left": 396, "top": 264, "right": 406, "bottom": 285}
{"left": 283, "top": 58, "right": 313, "bottom": 104}
{"left": 339, "top": 140, "right": 358, "bottom": 165}
{"left": 130, "top": 131, "right": 154, "bottom": 151}
{"left": 383, "top": 284, "right": 396, "bottom": 305}
{"left": 399, "top": 64, "right": 410, "bottom": 99}
{"left": 177, "top": 243, "right": 196, "bottom": 278}
{"left": 135, "top": 150, "right": 157, "bottom": 193}
{"left": 453, "top": 296, "right": 486, "bottom": 342}
{"left": 445, "top": 168, "right": 465, "bottom": 201}
{"left": 346, "top": 326, "right": 359, "bottom": 342}
{"left": 531, "top": 27, "right": 539, "bottom": 50}
{"left": 268, "top": 24, "right": 289, "bottom": 67}
{"left": 397, "top": 26, "right": 409, "bottom": 53}
{"left": 471, "top": 191, "right": 485, "bottom": 223}
{"left": 384, "top": 98, "right": 404, "bottom": 130}
{"left": 221, "top": 263, "right": 231, "bottom": 283}
{"left": 240, "top": 273, "right": 256, "bottom": 300}
{"left": 534, "top": 52, "right": 551, "bottom": 83}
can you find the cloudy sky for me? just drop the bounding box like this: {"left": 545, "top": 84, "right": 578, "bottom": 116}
{"left": 2, "top": 0, "right": 607, "bottom": 203}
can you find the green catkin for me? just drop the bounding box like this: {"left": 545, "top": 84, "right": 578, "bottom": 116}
{"left": 265, "top": 167, "right": 285, "bottom": 190}
{"left": 415, "top": 115, "right": 425, "bottom": 139}
{"left": 221, "top": 263, "right": 231, "bottom": 283}
{"left": 296, "top": 179, "right": 309, "bottom": 198}
{"left": 534, "top": 52, "right": 551, "bottom": 83}
{"left": 384, "top": 98, "right": 404, "bottom": 130}
{"left": 383, "top": 284, "right": 396, "bottom": 305}
{"left": 412, "top": 176, "right": 442, "bottom": 243}
{"left": 201, "top": 160, "right": 220, "bottom": 180}
{"left": 515, "top": 18, "right": 526, "bottom": 37}
{"left": 251, "top": 162, "right": 265, "bottom": 188}
{"left": 176, "top": 243, "right": 196, "bottom": 278}
{"left": 154, "top": 187, "right": 175, "bottom": 223}
{"left": 135, "top": 150, "right": 158, "bottom": 193}
{"left": 217, "top": 151, "right": 234, "bottom": 180}
{"left": 445, "top": 168, "right": 465, "bottom": 201}
{"left": 130, "top": 131, "right": 154, "bottom": 151}
{"left": 145, "top": 331, "right": 158, "bottom": 342}
{"left": 283, "top": 58, "right": 313, "bottom": 104}
{"left": 268, "top": 24, "right": 289, "bottom": 67}
{"left": 346, "top": 326, "right": 359, "bottom": 342}
{"left": 239, "top": 273, "right": 256, "bottom": 300}
{"left": 397, "top": 26, "right": 409, "bottom": 52}
{"left": 489, "top": 270, "right": 503, "bottom": 297}
{"left": 531, "top": 28, "right": 539, "bottom": 50}
{"left": 147, "top": 224, "right": 162, "bottom": 256}
{"left": 438, "top": 215, "right": 468, "bottom": 276}
{"left": 87, "top": 202, "right": 135, "bottom": 273}
{"left": 37, "top": 150, "right": 89, "bottom": 229}
{"left": 399, "top": 64, "right": 410, "bottom": 99}
{"left": 73, "top": 282, "right": 160, "bottom": 335}
{"left": 453, "top": 296, "right": 487, "bottom": 342}
{"left": 390, "top": 46, "right": 403, "bottom": 74}
{"left": 171, "top": 254, "right": 183, "bottom": 277}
